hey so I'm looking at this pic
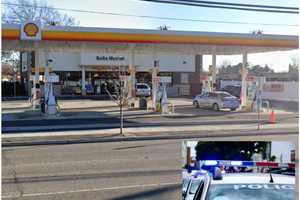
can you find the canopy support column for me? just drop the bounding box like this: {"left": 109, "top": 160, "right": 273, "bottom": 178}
{"left": 212, "top": 47, "right": 217, "bottom": 91}
{"left": 241, "top": 51, "right": 248, "bottom": 108}
{"left": 81, "top": 66, "right": 86, "bottom": 95}
{"left": 152, "top": 52, "right": 159, "bottom": 111}
{"left": 32, "top": 51, "right": 40, "bottom": 108}
{"left": 128, "top": 46, "right": 136, "bottom": 100}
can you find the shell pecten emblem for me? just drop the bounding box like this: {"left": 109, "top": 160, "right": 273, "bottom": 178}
{"left": 23, "top": 23, "right": 39, "bottom": 37}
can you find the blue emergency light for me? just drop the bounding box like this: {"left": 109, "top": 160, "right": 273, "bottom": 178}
{"left": 200, "top": 160, "right": 295, "bottom": 168}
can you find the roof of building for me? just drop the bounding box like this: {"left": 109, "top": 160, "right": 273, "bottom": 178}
{"left": 2, "top": 23, "right": 298, "bottom": 54}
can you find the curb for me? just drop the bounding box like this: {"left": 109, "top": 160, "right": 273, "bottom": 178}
{"left": 2, "top": 119, "right": 271, "bottom": 133}
{"left": 2, "top": 130, "right": 298, "bottom": 147}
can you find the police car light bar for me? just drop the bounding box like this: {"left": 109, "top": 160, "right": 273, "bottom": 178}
{"left": 200, "top": 160, "right": 295, "bottom": 168}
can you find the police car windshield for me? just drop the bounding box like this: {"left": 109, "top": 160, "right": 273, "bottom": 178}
{"left": 183, "top": 178, "right": 189, "bottom": 192}
{"left": 206, "top": 184, "right": 294, "bottom": 200}
{"left": 189, "top": 179, "right": 202, "bottom": 194}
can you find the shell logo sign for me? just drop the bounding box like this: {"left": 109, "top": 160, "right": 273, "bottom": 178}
{"left": 21, "top": 21, "right": 41, "bottom": 40}
{"left": 23, "top": 23, "right": 39, "bottom": 37}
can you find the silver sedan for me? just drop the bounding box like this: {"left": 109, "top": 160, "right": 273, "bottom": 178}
{"left": 192, "top": 91, "right": 240, "bottom": 111}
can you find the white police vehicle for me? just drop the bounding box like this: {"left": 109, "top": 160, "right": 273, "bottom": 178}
{"left": 183, "top": 160, "right": 295, "bottom": 200}
{"left": 183, "top": 170, "right": 207, "bottom": 200}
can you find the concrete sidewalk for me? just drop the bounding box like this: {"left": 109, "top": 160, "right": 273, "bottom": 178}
{"left": 2, "top": 122, "right": 298, "bottom": 147}
{"left": 2, "top": 98, "right": 296, "bottom": 121}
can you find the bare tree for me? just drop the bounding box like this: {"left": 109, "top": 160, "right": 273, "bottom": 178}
{"left": 2, "top": 0, "right": 79, "bottom": 26}
{"left": 2, "top": 0, "right": 80, "bottom": 94}
{"left": 103, "top": 66, "right": 128, "bottom": 135}
{"left": 289, "top": 54, "right": 299, "bottom": 72}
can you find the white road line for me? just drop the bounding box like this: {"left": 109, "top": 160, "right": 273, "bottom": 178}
{"left": 2, "top": 156, "right": 175, "bottom": 168}
{"left": 2, "top": 182, "right": 180, "bottom": 199}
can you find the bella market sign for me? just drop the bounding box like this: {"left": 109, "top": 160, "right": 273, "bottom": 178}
{"left": 96, "top": 56, "right": 125, "bottom": 61}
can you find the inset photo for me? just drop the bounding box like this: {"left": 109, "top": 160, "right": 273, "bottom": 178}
{"left": 182, "top": 141, "right": 296, "bottom": 200}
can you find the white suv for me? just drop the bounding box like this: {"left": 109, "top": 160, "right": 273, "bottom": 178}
{"left": 136, "top": 83, "right": 151, "bottom": 97}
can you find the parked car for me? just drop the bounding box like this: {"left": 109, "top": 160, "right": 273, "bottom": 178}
{"left": 193, "top": 91, "right": 240, "bottom": 111}
{"left": 221, "top": 85, "right": 241, "bottom": 98}
{"left": 136, "top": 83, "right": 151, "bottom": 97}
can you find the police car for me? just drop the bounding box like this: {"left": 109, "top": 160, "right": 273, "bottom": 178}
{"left": 183, "top": 170, "right": 206, "bottom": 200}
{"left": 183, "top": 160, "right": 295, "bottom": 200}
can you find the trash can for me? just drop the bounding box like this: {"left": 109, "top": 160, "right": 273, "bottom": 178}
{"left": 139, "top": 97, "right": 147, "bottom": 110}
{"left": 40, "top": 98, "right": 46, "bottom": 113}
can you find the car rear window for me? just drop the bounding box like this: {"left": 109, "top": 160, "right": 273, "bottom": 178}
{"left": 206, "top": 184, "right": 294, "bottom": 200}
{"left": 137, "top": 85, "right": 148, "bottom": 89}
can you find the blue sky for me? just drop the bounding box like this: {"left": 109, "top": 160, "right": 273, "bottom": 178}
{"left": 46, "top": 0, "right": 298, "bottom": 34}
{"left": 4, "top": 0, "right": 299, "bottom": 71}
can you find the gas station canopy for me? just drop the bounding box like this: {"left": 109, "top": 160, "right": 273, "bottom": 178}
{"left": 2, "top": 23, "right": 298, "bottom": 54}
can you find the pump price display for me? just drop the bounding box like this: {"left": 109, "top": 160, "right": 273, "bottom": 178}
{"left": 45, "top": 75, "right": 59, "bottom": 83}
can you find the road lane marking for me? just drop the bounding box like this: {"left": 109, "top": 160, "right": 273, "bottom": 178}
{"left": 2, "top": 182, "right": 180, "bottom": 199}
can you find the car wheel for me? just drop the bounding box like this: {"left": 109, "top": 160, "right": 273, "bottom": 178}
{"left": 193, "top": 101, "right": 199, "bottom": 108}
{"left": 230, "top": 108, "right": 236, "bottom": 111}
{"left": 213, "top": 103, "right": 219, "bottom": 111}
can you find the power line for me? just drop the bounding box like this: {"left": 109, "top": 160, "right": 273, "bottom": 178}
{"left": 1, "top": 2, "right": 298, "bottom": 27}
{"left": 141, "top": 0, "right": 299, "bottom": 14}
{"left": 163, "top": 0, "right": 299, "bottom": 10}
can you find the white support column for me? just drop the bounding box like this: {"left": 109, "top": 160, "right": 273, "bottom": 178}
{"left": 81, "top": 66, "right": 86, "bottom": 96}
{"left": 212, "top": 47, "right": 217, "bottom": 91}
{"left": 241, "top": 51, "right": 248, "bottom": 108}
{"left": 128, "top": 47, "right": 135, "bottom": 100}
{"left": 32, "top": 51, "right": 40, "bottom": 108}
{"left": 152, "top": 52, "right": 159, "bottom": 111}
{"left": 44, "top": 51, "right": 50, "bottom": 102}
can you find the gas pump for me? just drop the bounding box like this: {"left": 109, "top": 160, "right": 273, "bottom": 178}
{"left": 44, "top": 73, "right": 59, "bottom": 115}
{"left": 161, "top": 83, "right": 169, "bottom": 114}
{"left": 246, "top": 75, "right": 257, "bottom": 111}
{"left": 30, "top": 75, "right": 41, "bottom": 109}
{"left": 246, "top": 75, "right": 265, "bottom": 112}
{"left": 200, "top": 75, "right": 213, "bottom": 94}
{"left": 254, "top": 77, "right": 266, "bottom": 112}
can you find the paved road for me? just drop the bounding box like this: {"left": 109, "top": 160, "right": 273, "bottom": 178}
{"left": 2, "top": 140, "right": 182, "bottom": 200}
{"left": 2, "top": 132, "right": 297, "bottom": 200}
